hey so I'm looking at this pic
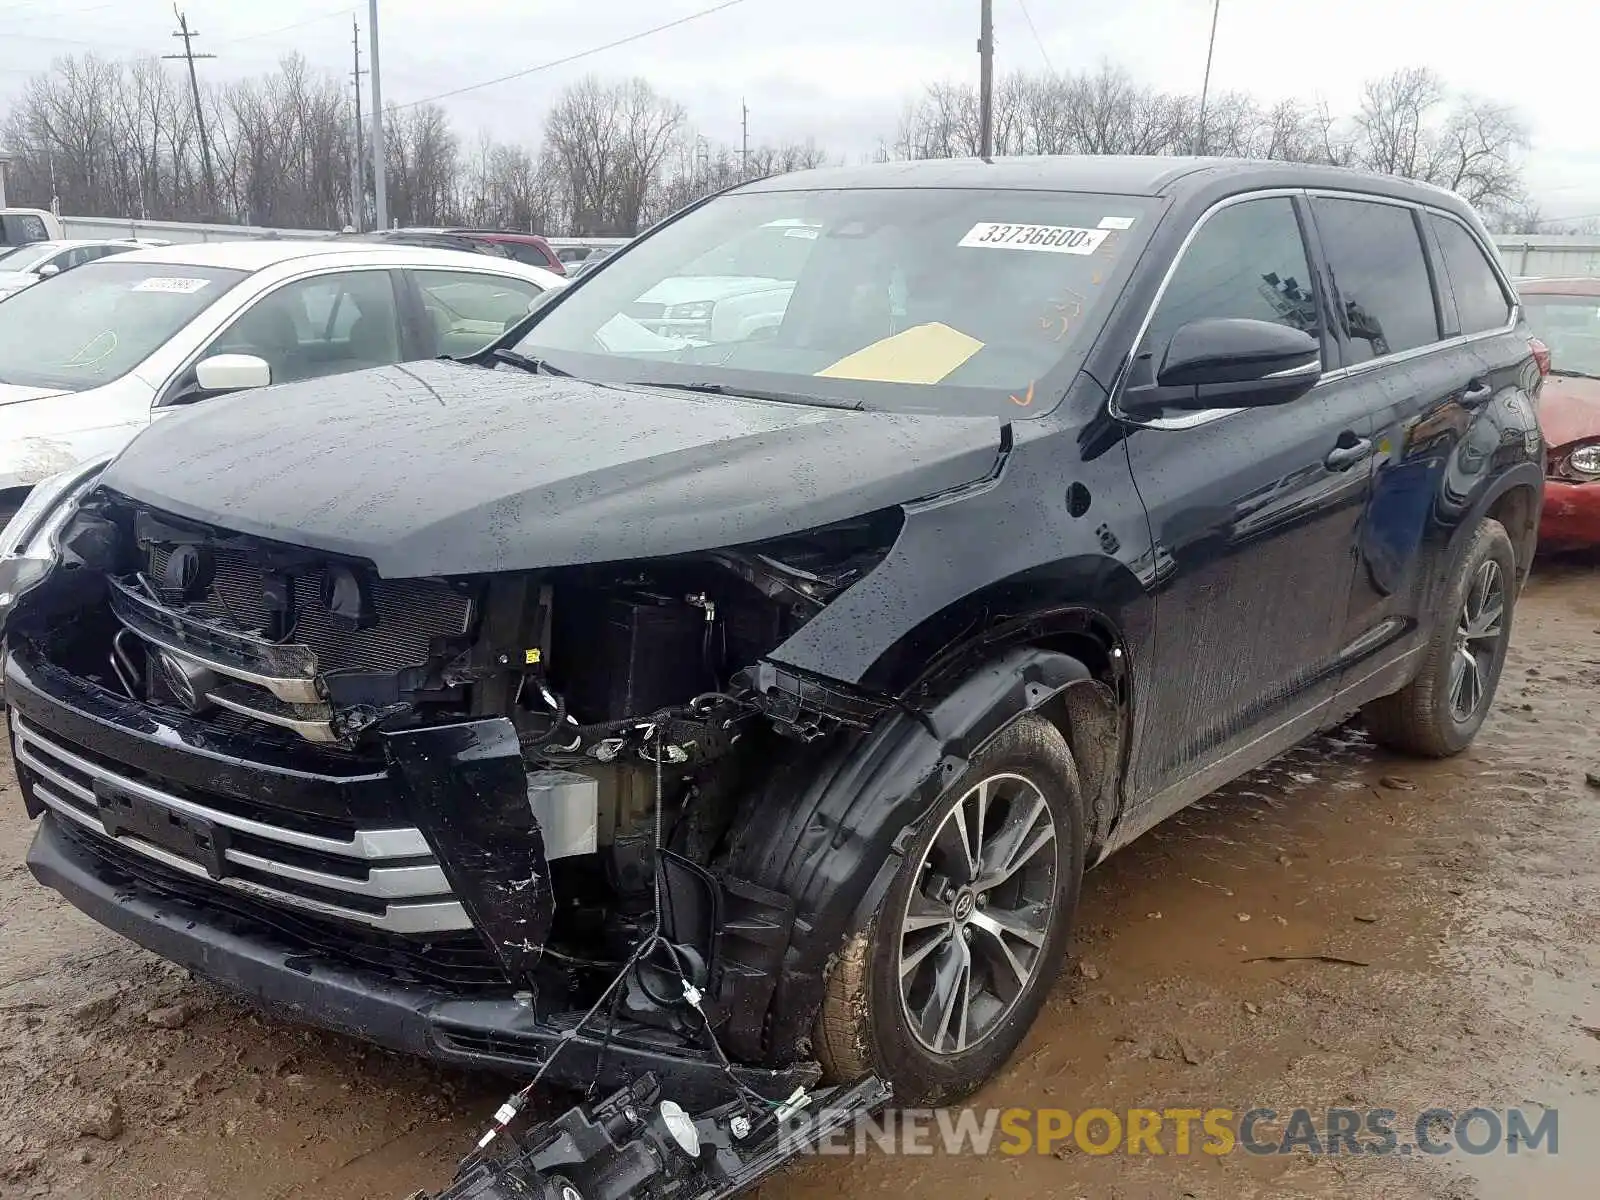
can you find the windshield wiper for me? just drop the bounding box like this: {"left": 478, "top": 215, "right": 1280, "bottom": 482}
{"left": 490, "top": 348, "right": 570, "bottom": 377}
{"left": 630, "top": 380, "right": 865, "bottom": 411}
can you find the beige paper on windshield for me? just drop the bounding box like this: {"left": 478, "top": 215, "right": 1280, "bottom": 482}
{"left": 815, "top": 322, "right": 984, "bottom": 385}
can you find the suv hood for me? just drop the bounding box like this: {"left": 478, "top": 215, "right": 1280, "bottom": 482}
{"left": 98, "top": 359, "right": 1003, "bottom": 578}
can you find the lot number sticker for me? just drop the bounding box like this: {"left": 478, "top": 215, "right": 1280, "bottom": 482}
{"left": 959, "top": 222, "right": 1110, "bottom": 255}
{"left": 132, "top": 277, "right": 212, "bottom": 294}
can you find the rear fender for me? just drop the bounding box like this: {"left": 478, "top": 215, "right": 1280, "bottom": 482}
{"left": 1439, "top": 463, "right": 1543, "bottom": 598}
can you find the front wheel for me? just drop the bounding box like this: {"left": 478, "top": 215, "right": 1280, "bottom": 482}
{"left": 1361, "top": 518, "right": 1517, "bottom": 757}
{"left": 815, "top": 714, "right": 1084, "bottom": 1106}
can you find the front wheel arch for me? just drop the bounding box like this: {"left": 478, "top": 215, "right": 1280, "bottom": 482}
{"left": 722, "top": 646, "right": 1094, "bottom": 1067}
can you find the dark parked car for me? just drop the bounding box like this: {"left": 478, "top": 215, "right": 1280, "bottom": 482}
{"left": 344, "top": 227, "right": 567, "bottom": 275}
{"left": 7, "top": 160, "right": 1544, "bottom": 1125}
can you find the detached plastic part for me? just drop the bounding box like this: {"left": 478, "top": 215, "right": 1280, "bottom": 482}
{"left": 526, "top": 770, "right": 599, "bottom": 861}
{"left": 735, "top": 661, "right": 893, "bottom": 742}
{"left": 412, "top": 1072, "right": 891, "bottom": 1200}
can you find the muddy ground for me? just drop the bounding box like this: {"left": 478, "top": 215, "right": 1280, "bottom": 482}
{"left": 1, "top": 563, "right": 1596, "bottom": 1200}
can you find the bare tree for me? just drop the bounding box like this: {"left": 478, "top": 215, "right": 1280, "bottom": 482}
{"left": 0, "top": 53, "right": 1534, "bottom": 237}
{"left": 1348, "top": 67, "right": 1529, "bottom": 207}
{"left": 890, "top": 61, "right": 1528, "bottom": 210}
{"left": 386, "top": 102, "right": 458, "bottom": 226}
{"left": 542, "top": 76, "right": 684, "bottom": 236}
{"left": 222, "top": 56, "right": 353, "bottom": 228}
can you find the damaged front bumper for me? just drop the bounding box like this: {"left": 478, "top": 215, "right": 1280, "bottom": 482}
{"left": 8, "top": 642, "right": 814, "bottom": 1107}
{"left": 26, "top": 813, "right": 816, "bottom": 1107}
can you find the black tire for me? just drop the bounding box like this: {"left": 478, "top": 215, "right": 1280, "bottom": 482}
{"left": 1361, "top": 518, "right": 1517, "bottom": 757}
{"left": 814, "top": 713, "right": 1085, "bottom": 1106}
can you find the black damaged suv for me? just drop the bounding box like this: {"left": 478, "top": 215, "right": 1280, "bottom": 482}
{"left": 7, "top": 158, "right": 1543, "bottom": 1110}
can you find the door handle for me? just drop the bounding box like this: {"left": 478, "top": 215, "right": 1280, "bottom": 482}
{"left": 1325, "top": 434, "right": 1373, "bottom": 471}
{"left": 1463, "top": 379, "right": 1493, "bottom": 401}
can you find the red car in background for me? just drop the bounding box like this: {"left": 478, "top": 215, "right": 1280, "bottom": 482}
{"left": 342, "top": 228, "right": 568, "bottom": 275}
{"left": 1519, "top": 278, "right": 1600, "bottom": 550}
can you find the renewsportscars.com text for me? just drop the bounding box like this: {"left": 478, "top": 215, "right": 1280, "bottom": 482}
{"left": 778, "top": 1105, "right": 1559, "bottom": 1158}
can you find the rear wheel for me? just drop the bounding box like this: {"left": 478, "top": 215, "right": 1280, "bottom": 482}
{"left": 1361, "top": 518, "right": 1516, "bottom": 757}
{"left": 815, "top": 714, "right": 1084, "bottom": 1106}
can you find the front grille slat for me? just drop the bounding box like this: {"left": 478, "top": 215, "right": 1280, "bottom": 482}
{"left": 52, "top": 819, "right": 507, "bottom": 989}
{"left": 15, "top": 718, "right": 472, "bottom": 935}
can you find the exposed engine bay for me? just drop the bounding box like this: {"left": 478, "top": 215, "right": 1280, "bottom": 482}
{"left": 6, "top": 486, "right": 913, "bottom": 1199}
{"left": 17, "top": 488, "right": 906, "bottom": 1038}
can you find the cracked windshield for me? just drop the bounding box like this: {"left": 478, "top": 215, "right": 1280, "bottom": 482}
{"left": 514, "top": 188, "right": 1155, "bottom": 414}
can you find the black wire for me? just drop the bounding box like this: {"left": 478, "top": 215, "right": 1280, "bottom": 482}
{"left": 518, "top": 687, "right": 570, "bottom": 749}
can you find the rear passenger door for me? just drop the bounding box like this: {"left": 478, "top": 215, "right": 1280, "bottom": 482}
{"left": 1310, "top": 195, "right": 1503, "bottom": 683}
{"left": 1120, "top": 194, "right": 1376, "bottom": 804}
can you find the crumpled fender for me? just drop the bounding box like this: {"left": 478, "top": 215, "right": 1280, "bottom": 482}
{"left": 724, "top": 646, "right": 1091, "bottom": 1064}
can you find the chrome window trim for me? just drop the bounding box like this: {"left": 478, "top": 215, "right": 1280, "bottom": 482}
{"left": 1114, "top": 187, "right": 1522, "bottom": 433}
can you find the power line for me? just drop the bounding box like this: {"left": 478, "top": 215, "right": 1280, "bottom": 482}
{"left": 215, "top": 7, "right": 351, "bottom": 47}
{"left": 1014, "top": 0, "right": 1054, "bottom": 74}
{"left": 394, "top": 0, "right": 754, "bottom": 110}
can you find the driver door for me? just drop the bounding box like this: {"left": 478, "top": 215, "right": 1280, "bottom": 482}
{"left": 1119, "top": 193, "right": 1377, "bottom": 806}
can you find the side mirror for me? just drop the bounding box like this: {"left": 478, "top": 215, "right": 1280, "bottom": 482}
{"left": 1123, "top": 318, "right": 1321, "bottom": 416}
{"left": 35, "top": 263, "right": 60, "bottom": 278}
{"left": 194, "top": 353, "right": 272, "bottom": 394}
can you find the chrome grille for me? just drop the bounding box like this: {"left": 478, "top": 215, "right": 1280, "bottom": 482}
{"left": 147, "top": 545, "right": 473, "bottom": 674}
{"left": 13, "top": 718, "right": 472, "bottom": 934}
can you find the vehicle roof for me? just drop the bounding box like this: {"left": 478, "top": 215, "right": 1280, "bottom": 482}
{"left": 2, "top": 238, "right": 137, "bottom": 253}
{"left": 102, "top": 238, "right": 565, "bottom": 283}
{"left": 741, "top": 155, "right": 1466, "bottom": 208}
{"left": 1516, "top": 276, "right": 1600, "bottom": 296}
{"left": 445, "top": 229, "right": 551, "bottom": 241}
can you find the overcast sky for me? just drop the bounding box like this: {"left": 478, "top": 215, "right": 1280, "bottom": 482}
{"left": 3, "top": 0, "right": 1596, "bottom": 222}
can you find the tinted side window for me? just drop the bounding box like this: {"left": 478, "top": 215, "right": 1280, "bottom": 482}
{"left": 1313, "top": 198, "right": 1439, "bottom": 364}
{"left": 1429, "top": 215, "right": 1511, "bottom": 335}
{"left": 498, "top": 243, "right": 553, "bottom": 269}
{"left": 1138, "top": 197, "right": 1319, "bottom": 373}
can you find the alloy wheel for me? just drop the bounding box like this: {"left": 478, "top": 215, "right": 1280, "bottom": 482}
{"left": 897, "top": 772, "right": 1059, "bottom": 1056}
{"left": 1450, "top": 558, "right": 1506, "bottom": 722}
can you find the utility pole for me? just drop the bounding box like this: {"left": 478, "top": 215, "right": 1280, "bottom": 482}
{"left": 1194, "top": 0, "right": 1221, "bottom": 156}
{"left": 165, "top": 5, "right": 216, "bottom": 212}
{"left": 978, "top": 0, "right": 994, "bottom": 161}
{"left": 350, "top": 15, "right": 367, "bottom": 231}
{"left": 740, "top": 99, "right": 749, "bottom": 176}
{"left": 368, "top": 0, "right": 388, "bottom": 230}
